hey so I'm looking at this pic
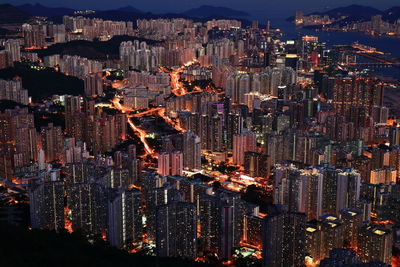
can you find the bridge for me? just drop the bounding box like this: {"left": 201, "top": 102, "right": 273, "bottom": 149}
{"left": 339, "top": 62, "right": 400, "bottom": 67}
{"left": 335, "top": 43, "right": 400, "bottom": 68}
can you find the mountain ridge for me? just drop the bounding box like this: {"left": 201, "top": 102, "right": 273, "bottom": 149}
{"left": 182, "top": 5, "right": 250, "bottom": 18}
{"left": 17, "top": 3, "right": 75, "bottom": 17}
{"left": 0, "top": 4, "right": 31, "bottom": 25}
{"left": 13, "top": 3, "right": 252, "bottom": 26}
{"left": 16, "top": 3, "right": 250, "bottom": 19}
{"left": 287, "top": 4, "right": 400, "bottom": 24}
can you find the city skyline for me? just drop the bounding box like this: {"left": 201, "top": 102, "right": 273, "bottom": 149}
{"left": 0, "top": 1, "right": 399, "bottom": 266}
{"left": 4, "top": 0, "right": 399, "bottom": 19}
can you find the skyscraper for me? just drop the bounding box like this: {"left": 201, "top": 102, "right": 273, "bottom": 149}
{"left": 29, "top": 177, "right": 64, "bottom": 231}
{"left": 84, "top": 73, "right": 104, "bottom": 97}
{"left": 170, "top": 150, "right": 183, "bottom": 176}
{"left": 155, "top": 202, "right": 197, "bottom": 259}
{"left": 144, "top": 183, "right": 182, "bottom": 242}
{"left": 262, "top": 210, "right": 306, "bottom": 267}
{"left": 40, "top": 123, "right": 64, "bottom": 162}
{"left": 357, "top": 224, "right": 393, "bottom": 265}
{"left": 274, "top": 167, "right": 324, "bottom": 221}
{"left": 108, "top": 188, "right": 142, "bottom": 248}
{"left": 233, "top": 131, "right": 257, "bottom": 165}
{"left": 339, "top": 209, "right": 363, "bottom": 249}
{"left": 336, "top": 169, "right": 361, "bottom": 212}
{"left": 244, "top": 152, "right": 272, "bottom": 178}
{"left": 319, "top": 214, "right": 345, "bottom": 260}
{"left": 67, "top": 183, "right": 107, "bottom": 235}
{"left": 64, "top": 95, "right": 82, "bottom": 137}
{"left": 157, "top": 152, "right": 170, "bottom": 176}
{"left": 157, "top": 150, "right": 183, "bottom": 176}
{"left": 182, "top": 131, "right": 201, "bottom": 171}
{"left": 4, "top": 39, "right": 21, "bottom": 63}
{"left": 22, "top": 24, "right": 45, "bottom": 48}
{"left": 199, "top": 189, "right": 243, "bottom": 260}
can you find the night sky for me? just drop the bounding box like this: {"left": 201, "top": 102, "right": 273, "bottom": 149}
{"left": 4, "top": 0, "right": 398, "bottom": 19}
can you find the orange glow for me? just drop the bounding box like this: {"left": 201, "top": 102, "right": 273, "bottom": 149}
{"left": 392, "top": 255, "right": 400, "bottom": 267}
{"left": 111, "top": 79, "right": 129, "bottom": 89}
{"left": 111, "top": 97, "right": 156, "bottom": 158}
{"left": 160, "top": 60, "right": 199, "bottom": 96}
{"left": 111, "top": 97, "right": 134, "bottom": 113}
{"left": 222, "top": 260, "right": 234, "bottom": 266}
{"left": 129, "top": 107, "right": 163, "bottom": 117}
{"left": 64, "top": 207, "right": 73, "bottom": 233}
{"left": 258, "top": 212, "right": 268, "bottom": 218}
{"left": 156, "top": 108, "right": 185, "bottom": 132}
{"left": 11, "top": 178, "right": 23, "bottom": 185}
{"left": 101, "top": 231, "right": 107, "bottom": 241}
{"left": 195, "top": 256, "right": 206, "bottom": 262}
{"left": 305, "top": 256, "right": 319, "bottom": 267}
{"left": 129, "top": 184, "right": 142, "bottom": 190}
{"left": 197, "top": 223, "right": 201, "bottom": 238}
{"left": 170, "top": 66, "right": 185, "bottom": 96}
{"left": 128, "top": 247, "right": 142, "bottom": 253}
{"left": 371, "top": 219, "right": 394, "bottom": 225}
{"left": 25, "top": 46, "right": 47, "bottom": 50}
{"left": 352, "top": 44, "right": 385, "bottom": 55}
{"left": 239, "top": 241, "right": 262, "bottom": 251}
{"left": 387, "top": 119, "right": 396, "bottom": 126}
{"left": 127, "top": 118, "right": 155, "bottom": 157}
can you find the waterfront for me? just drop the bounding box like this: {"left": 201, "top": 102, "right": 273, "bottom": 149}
{"left": 270, "top": 18, "right": 400, "bottom": 79}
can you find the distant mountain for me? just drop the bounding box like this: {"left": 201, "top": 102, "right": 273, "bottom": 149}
{"left": 182, "top": 5, "right": 249, "bottom": 18}
{"left": 82, "top": 9, "right": 148, "bottom": 22}
{"left": 9, "top": 3, "right": 252, "bottom": 27}
{"left": 383, "top": 6, "right": 400, "bottom": 23}
{"left": 306, "top": 5, "right": 400, "bottom": 26}
{"left": 0, "top": 4, "right": 30, "bottom": 25}
{"left": 117, "top": 5, "right": 142, "bottom": 13}
{"left": 287, "top": 4, "right": 383, "bottom": 22}
{"left": 17, "top": 3, "right": 75, "bottom": 17}
{"left": 311, "top": 5, "right": 382, "bottom": 20}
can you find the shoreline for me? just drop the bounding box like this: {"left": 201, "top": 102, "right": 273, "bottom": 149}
{"left": 300, "top": 25, "right": 400, "bottom": 40}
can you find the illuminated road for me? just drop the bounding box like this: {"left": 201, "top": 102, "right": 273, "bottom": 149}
{"left": 111, "top": 97, "right": 269, "bottom": 193}
{"left": 111, "top": 97, "right": 134, "bottom": 113}
{"left": 127, "top": 118, "right": 155, "bottom": 157}
{"left": 111, "top": 97, "right": 184, "bottom": 158}
{"left": 156, "top": 108, "right": 185, "bottom": 132}
{"left": 127, "top": 107, "right": 184, "bottom": 132}
{"left": 110, "top": 59, "right": 213, "bottom": 159}
{"left": 160, "top": 60, "right": 199, "bottom": 96}
{"left": 129, "top": 108, "right": 163, "bottom": 117}
{"left": 170, "top": 66, "right": 185, "bottom": 96}
{"left": 111, "top": 97, "right": 155, "bottom": 158}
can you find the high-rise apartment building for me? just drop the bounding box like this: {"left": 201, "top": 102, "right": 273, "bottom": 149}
{"left": 155, "top": 202, "right": 197, "bottom": 259}
{"left": 182, "top": 131, "right": 201, "bottom": 171}
{"left": 29, "top": 177, "right": 64, "bottom": 231}
{"left": 262, "top": 211, "right": 306, "bottom": 267}
{"left": 108, "top": 188, "right": 142, "bottom": 248}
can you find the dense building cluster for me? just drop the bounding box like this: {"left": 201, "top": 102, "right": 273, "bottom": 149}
{"left": 295, "top": 10, "right": 400, "bottom": 37}
{"left": 0, "top": 7, "right": 399, "bottom": 267}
